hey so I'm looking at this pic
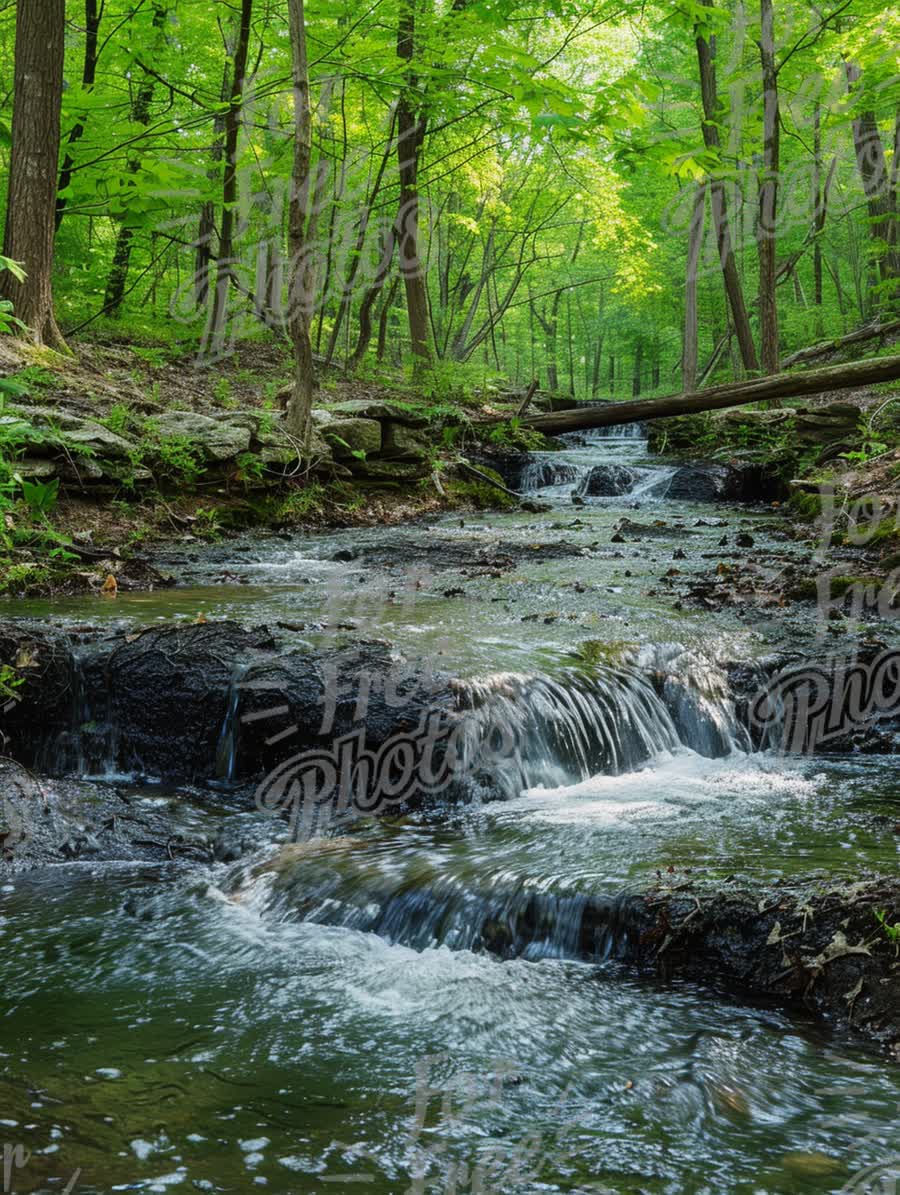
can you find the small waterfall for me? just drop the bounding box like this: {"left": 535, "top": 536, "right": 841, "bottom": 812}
{"left": 212, "top": 663, "right": 249, "bottom": 788}
{"left": 519, "top": 459, "right": 584, "bottom": 494}
{"left": 36, "top": 646, "right": 122, "bottom": 778}
{"left": 228, "top": 845, "right": 627, "bottom": 963}
{"left": 451, "top": 647, "right": 746, "bottom": 801}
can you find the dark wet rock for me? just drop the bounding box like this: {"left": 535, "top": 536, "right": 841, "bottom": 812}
{"left": 664, "top": 461, "right": 780, "bottom": 504}
{"left": 522, "top": 461, "right": 579, "bottom": 490}
{"left": 667, "top": 464, "right": 732, "bottom": 502}
{"left": 465, "top": 451, "right": 531, "bottom": 492}
{"left": 594, "top": 877, "right": 900, "bottom": 1054}
{"left": 0, "top": 761, "right": 231, "bottom": 873}
{"left": 347, "top": 533, "right": 586, "bottom": 572}
{"left": 613, "top": 517, "right": 682, "bottom": 538}
{"left": 579, "top": 463, "right": 636, "bottom": 497}
{"left": 0, "top": 621, "right": 457, "bottom": 791}
{"left": 673, "top": 548, "right": 686, "bottom": 560}
{"left": 736, "top": 532, "right": 755, "bottom": 548}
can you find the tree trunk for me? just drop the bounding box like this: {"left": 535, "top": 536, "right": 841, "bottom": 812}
{"left": 632, "top": 338, "right": 643, "bottom": 397}
{"left": 395, "top": 0, "right": 431, "bottom": 366}
{"left": 56, "top": 0, "right": 101, "bottom": 231}
{"left": 194, "top": 60, "right": 231, "bottom": 311}
{"left": 285, "top": 0, "right": 316, "bottom": 449}
{"left": 845, "top": 63, "right": 900, "bottom": 293}
{"left": 757, "top": 0, "right": 780, "bottom": 374}
{"left": 376, "top": 276, "right": 400, "bottom": 362}
{"left": 204, "top": 0, "right": 254, "bottom": 357}
{"left": 518, "top": 353, "right": 900, "bottom": 435}
{"left": 325, "top": 107, "right": 397, "bottom": 365}
{"left": 348, "top": 223, "right": 397, "bottom": 370}
{"left": 682, "top": 183, "right": 705, "bottom": 390}
{"left": 0, "top": 0, "right": 67, "bottom": 349}
{"left": 104, "top": 4, "right": 169, "bottom": 318}
{"left": 812, "top": 103, "right": 824, "bottom": 324}
{"left": 695, "top": 4, "right": 759, "bottom": 373}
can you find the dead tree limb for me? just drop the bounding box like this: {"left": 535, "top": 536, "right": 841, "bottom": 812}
{"left": 511, "top": 353, "right": 900, "bottom": 436}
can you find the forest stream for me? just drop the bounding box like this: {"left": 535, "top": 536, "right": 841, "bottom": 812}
{"left": 2, "top": 426, "right": 899, "bottom": 1195}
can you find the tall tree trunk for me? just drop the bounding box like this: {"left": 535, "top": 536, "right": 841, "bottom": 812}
{"left": 285, "top": 0, "right": 316, "bottom": 448}
{"left": 56, "top": 0, "right": 101, "bottom": 231}
{"left": 844, "top": 64, "right": 900, "bottom": 297}
{"left": 682, "top": 183, "right": 705, "bottom": 390}
{"left": 590, "top": 287, "right": 605, "bottom": 396}
{"left": 325, "top": 107, "right": 396, "bottom": 365}
{"left": 204, "top": 0, "right": 254, "bottom": 356}
{"left": 194, "top": 61, "right": 231, "bottom": 311}
{"left": 377, "top": 276, "right": 400, "bottom": 362}
{"left": 757, "top": 0, "right": 780, "bottom": 373}
{"left": 813, "top": 103, "right": 824, "bottom": 325}
{"left": 348, "top": 223, "right": 397, "bottom": 370}
{"left": 104, "top": 4, "right": 169, "bottom": 318}
{"left": 695, "top": 4, "right": 759, "bottom": 373}
{"left": 632, "top": 339, "right": 643, "bottom": 397}
{"left": 395, "top": 0, "right": 431, "bottom": 365}
{"left": 1, "top": 0, "right": 67, "bottom": 349}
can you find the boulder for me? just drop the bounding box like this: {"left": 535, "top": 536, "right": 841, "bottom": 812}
{"left": 325, "top": 398, "right": 429, "bottom": 427}
{"left": 381, "top": 421, "right": 431, "bottom": 461}
{"left": 61, "top": 421, "right": 137, "bottom": 460}
{"left": 579, "top": 464, "right": 636, "bottom": 497}
{"left": 667, "top": 464, "right": 731, "bottom": 502}
{"left": 521, "top": 461, "right": 579, "bottom": 490}
{"left": 15, "top": 458, "right": 58, "bottom": 479}
{"left": 152, "top": 411, "right": 252, "bottom": 461}
{"left": 348, "top": 458, "right": 428, "bottom": 482}
{"left": 322, "top": 417, "right": 383, "bottom": 458}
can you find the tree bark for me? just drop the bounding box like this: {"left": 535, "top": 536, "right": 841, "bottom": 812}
{"left": 395, "top": 0, "right": 432, "bottom": 365}
{"left": 0, "top": 0, "right": 67, "bottom": 349}
{"left": 285, "top": 0, "right": 316, "bottom": 449}
{"left": 104, "top": 4, "right": 169, "bottom": 318}
{"left": 812, "top": 103, "right": 824, "bottom": 322}
{"left": 325, "top": 107, "right": 396, "bottom": 365}
{"left": 194, "top": 60, "right": 231, "bottom": 311}
{"left": 517, "top": 353, "right": 900, "bottom": 435}
{"left": 845, "top": 63, "right": 900, "bottom": 294}
{"left": 632, "top": 337, "right": 643, "bottom": 396}
{"left": 695, "top": 4, "right": 759, "bottom": 373}
{"left": 56, "top": 0, "right": 102, "bottom": 231}
{"left": 682, "top": 183, "right": 705, "bottom": 390}
{"left": 204, "top": 0, "right": 254, "bottom": 356}
{"left": 757, "top": 0, "right": 780, "bottom": 374}
{"left": 348, "top": 222, "right": 397, "bottom": 370}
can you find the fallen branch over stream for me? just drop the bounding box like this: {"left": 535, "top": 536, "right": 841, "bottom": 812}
{"left": 513, "top": 353, "right": 900, "bottom": 436}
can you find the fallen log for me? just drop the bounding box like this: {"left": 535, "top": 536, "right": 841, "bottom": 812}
{"left": 516, "top": 353, "right": 900, "bottom": 436}
{"left": 781, "top": 318, "right": 900, "bottom": 370}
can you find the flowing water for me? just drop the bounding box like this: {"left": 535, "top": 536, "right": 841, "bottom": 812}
{"left": 3, "top": 428, "right": 900, "bottom": 1194}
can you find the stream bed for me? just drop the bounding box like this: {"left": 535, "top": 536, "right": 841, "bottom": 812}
{"left": 2, "top": 428, "right": 899, "bottom": 1194}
